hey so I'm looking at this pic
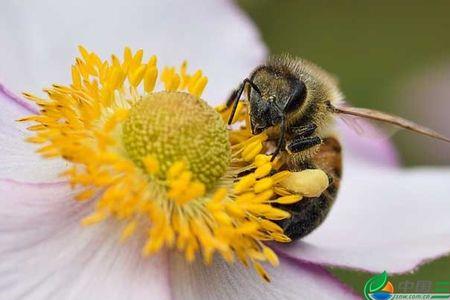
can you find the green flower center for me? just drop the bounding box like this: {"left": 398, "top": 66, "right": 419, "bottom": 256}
{"left": 122, "top": 91, "right": 231, "bottom": 189}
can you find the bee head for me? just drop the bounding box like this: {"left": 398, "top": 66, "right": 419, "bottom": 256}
{"left": 249, "top": 91, "right": 283, "bottom": 134}
{"left": 248, "top": 66, "right": 307, "bottom": 134}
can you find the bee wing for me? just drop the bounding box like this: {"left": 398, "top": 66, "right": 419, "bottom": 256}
{"left": 329, "top": 102, "right": 450, "bottom": 143}
{"left": 338, "top": 113, "right": 382, "bottom": 136}
{"left": 337, "top": 112, "right": 402, "bottom": 140}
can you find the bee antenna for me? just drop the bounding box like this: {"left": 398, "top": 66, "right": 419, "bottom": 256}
{"left": 227, "top": 78, "right": 261, "bottom": 125}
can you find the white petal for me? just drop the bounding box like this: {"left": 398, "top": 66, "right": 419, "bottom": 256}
{"left": 0, "top": 84, "right": 68, "bottom": 181}
{"left": 275, "top": 167, "right": 450, "bottom": 273}
{"left": 0, "top": 0, "right": 266, "bottom": 103}
{"left": 0, "top": 180, "right": 171, "bottom": 300}
{"left": 170, "top": 253, "right": 359, "bottom": 300}
{"left": 1, "top": 178, "right": 358, "bottom": 299}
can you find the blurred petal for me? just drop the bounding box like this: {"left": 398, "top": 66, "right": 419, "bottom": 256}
{"left": 170, "top": 253, "right": 359, "bottom": 299}
{"left": 337, "top": 118, "right": 399, "bottom": 167}
{"left": 0, "top": 180, "right": 171, "bottom": 300}
{"left": 0, "top": 0, "right": 266, "bottom": 103}
{"left": 0, "top": 81, "right": 37, "bottom": 113}
{"left": 0, "top": 83, "right": 67, "bottom": 182}
{"left": 275, "top": 167, "right": 450, "bottom": 273}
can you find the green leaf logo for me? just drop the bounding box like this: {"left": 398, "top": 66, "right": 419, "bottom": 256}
{"left": 364, "top": 271, "right": 388, "bottom": 300}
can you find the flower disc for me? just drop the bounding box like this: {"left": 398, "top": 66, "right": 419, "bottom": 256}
{"left": 122, "top": 91, "right": 231, "bottom": 188}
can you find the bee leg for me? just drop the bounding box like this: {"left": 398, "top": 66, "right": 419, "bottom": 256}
{"left": 225, "top": 88, "right": 240, "bottom": 108}
{"left": 276, "top": 137, "right": 342, "bottom": 240}
{"left": 270, "top": 116, "right": 286, "bottom": 161}
{"left": 227, "top": 82, "right": 246, "bottom": 125}
{"left": 271, "top": 122, "right": 318, "bottom": 161}
{"left": 227, "top": 78, "right": 261, "bottom": 125}
{"left": 291, "top": 123, "right": 317, "bottom": 137}
{"left": 287, "top": 136, "right": 322, "bottom": 153}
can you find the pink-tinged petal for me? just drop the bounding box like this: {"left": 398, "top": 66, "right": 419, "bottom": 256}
{"left": 0, "top": 0, "right": 266, "bottom": 104}
{"left": 274, "top": 167, "right": 450, "bottom": 273}
{"left": 0, "top": 84, "right": 68, "bottom": 182}
{"left": 0, "top": 82, "right": 38, "bottom": 114}
{"left": 337, "top": 118, "right": 400, "bottom": 167}
{"left": 0, "top": 180, "right": 171, "bottom": 300}
{"left": 170, "top": 253, "right": 359, "bottom": 300}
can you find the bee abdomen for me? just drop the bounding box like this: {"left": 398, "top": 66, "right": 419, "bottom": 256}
{"left": 276, "top": 137, "right": 342, "bottom": 241}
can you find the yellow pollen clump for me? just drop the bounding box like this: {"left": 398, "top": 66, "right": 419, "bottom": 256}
{"left": 280, "top": 169, "right": 329, "bottom": 198}
{"left": 20, "top": 46, "right": 328, "bottom": 282}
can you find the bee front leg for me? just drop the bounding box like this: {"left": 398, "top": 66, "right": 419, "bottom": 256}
{"left": 225, "top": 87, "right": 240, "bottom": 108}
{"left": 287, "top": 136, "right": 322, "bottom": 153}
{"left": 291, "top": 123, "right": 317, "bottom": 137}
{"left": 286, "top": 123, "right": 322, "bottom": 153}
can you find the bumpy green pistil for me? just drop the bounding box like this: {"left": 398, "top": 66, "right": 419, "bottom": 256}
{"left": 122, "top": 92, "right": 231, "bottom": 189}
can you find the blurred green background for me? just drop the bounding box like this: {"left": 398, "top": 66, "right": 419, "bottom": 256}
{"left": 238, "top": 0, "right": 450, "bottom": 296}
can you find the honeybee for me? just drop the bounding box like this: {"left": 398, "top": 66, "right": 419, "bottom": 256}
{"left": 227, "top": 55, "right": 450, "bottom": 241}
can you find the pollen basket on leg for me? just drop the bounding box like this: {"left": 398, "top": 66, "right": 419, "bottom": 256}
{"left": 20, "top": 47, "right": 322, "bottom": 282}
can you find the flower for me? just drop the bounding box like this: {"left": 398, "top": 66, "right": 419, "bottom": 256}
{"left": 1, "top": 1, "right": 450, "bottom": 299}
{"left": 19, "top": 46, "right": 332, "bottom": 280}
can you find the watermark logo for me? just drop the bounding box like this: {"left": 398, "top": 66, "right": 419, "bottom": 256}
{"left": 364, "top": 271, "right": 394, "bottom": 300}
{"left": 363, "top": 271, "right": 450, "bottom": 300}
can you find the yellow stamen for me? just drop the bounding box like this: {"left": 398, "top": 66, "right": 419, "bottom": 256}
{"left": 273, "top": 194, "right": 303, "bottom": 204}
{"left": 234, "top": 174, "right": 256, "bottom": 194}
{"left": 242, "top": 140, "right": 263, "bottom": 162}
{"left": 255, "top": 162, "right": 272, "bottom": 178}
{"left": 254, "top": 177, "right": 273, "bottom": 193}
{"left": 192, "top": 76, "right": 208, "bottom": 97}
{"left": 254, "top": 262, "right": 271, "bottom": 283}
{"left": 263, "top": 246, "right": 279, "bottom": 267}
{"left": 120, "top": 221, "right": 138, "bottom": 242}
{"left": 143, "top": 155, "right": 160, "bottom": 175}
{"left": 81, "top": 211, "right": 107, "bottom": 226}
{"left": 144, "top": 67, "right": 158, "bottom": 93}
{"left": 211, "top": 187, "right": 227, "bottom": 203}
{"left": 75, "top": 188, "right": 96, "bottom": 201}
{"left": 167, "top": 161, "right": 186, "bottom": 179}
